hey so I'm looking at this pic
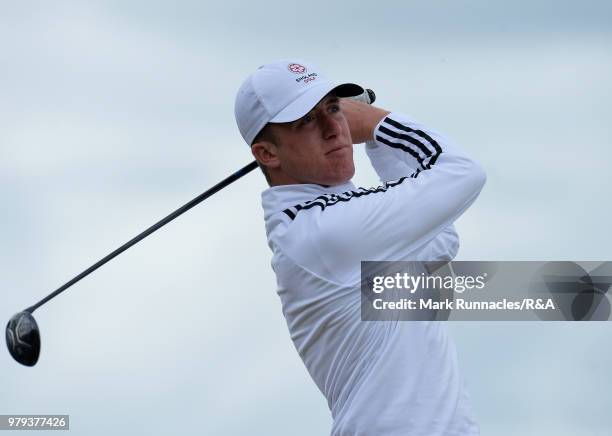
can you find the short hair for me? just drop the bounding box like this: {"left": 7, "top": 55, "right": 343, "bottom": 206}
{"left": 251, "top": 124, "right": 277, "bottom": 184}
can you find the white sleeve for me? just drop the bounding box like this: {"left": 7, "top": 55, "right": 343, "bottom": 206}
{"left": 278, "top": 112, "right": 486, "bottom": 285}
{"left": 366, "top": 113, "right": 448, "bottom": 182}
{"left": 364, "top": 113, "right": 462, "bottom": 261}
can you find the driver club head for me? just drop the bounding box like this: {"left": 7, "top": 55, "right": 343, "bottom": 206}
{"left": 6, "top": 311, "right": 40, "bottom": 366}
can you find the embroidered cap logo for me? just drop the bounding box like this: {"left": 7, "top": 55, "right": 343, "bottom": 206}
{"left": 288, "top": 63, "right": 307, "bottom": 74}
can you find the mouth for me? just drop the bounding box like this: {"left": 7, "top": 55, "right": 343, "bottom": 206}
{"left": 325, "top": 145, "right": 349, "bottom": 155}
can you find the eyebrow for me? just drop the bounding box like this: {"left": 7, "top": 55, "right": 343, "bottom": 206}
{"left": 313, "top": 96, "right": 340, "bottom": 114}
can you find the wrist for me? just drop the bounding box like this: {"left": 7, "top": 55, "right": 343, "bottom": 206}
{"left": 363, "top": 106, "right": 391, "bottom": 142}
{"left": 341, "top": 99, "right": 390, "bottom": 144}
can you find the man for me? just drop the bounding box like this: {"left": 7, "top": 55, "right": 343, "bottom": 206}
{"left": 234, "top": 60, "right": 485, "bottom": 435}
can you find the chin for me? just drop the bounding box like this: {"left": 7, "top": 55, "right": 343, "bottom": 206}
{"left": 326, "top": 163, "right": 355, "bottom": 186}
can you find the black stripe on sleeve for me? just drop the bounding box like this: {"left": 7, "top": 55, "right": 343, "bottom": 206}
{"left": 410, "top": 168, "right": 422, "bottom": 178}
{"left": 378, "top": 125, "right": 432, "bottom": 157}
{"left": 383, "top": 117, "right": 443, "bottom": 155}
{"left": 375, "top": 135, "right": 428, "bottom": 170}
{"left": 378, "top": 117, "right": 443, "bottom": 170}
{"left": 281, "top": 177, "right": 414, "bottom": 221}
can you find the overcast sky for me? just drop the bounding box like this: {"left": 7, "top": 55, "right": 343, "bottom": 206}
{"left": 1, "top": 1, "right": 611, "bottom": 435}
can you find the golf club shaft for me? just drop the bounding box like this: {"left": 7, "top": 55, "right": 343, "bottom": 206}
{"left": 25, "top": 160, "right": 259, "bottom": 314}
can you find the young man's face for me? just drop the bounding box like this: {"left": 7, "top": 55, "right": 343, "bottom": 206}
{"left": 266, "top": 94, "right": 355, "bottom": 186}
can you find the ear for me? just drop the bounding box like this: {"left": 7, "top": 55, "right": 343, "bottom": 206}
{"left": 251, "top": 140, "right": 281, "bottom": 170}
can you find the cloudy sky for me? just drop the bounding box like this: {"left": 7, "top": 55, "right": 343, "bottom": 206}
{"left": 1, "top": 1, "right": 611, "bottom": 435}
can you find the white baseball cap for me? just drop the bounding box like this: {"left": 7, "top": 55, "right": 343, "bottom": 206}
{"left": 234, "top": 59, "right": 364, "bottom": 145}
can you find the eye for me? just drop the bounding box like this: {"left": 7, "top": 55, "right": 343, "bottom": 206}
{"left": 329, "top": 104, "right": 341, "bottom": 113}
{"left": 301, "top": 113, "right": 315, "bottom": 125}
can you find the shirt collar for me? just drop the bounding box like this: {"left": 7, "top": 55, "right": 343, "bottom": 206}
{"left": 261, "top": 180, "right": 357, "bottom": 220}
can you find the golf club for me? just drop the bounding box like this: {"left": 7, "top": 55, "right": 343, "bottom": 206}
{"left": 5, "top": 89, "right": 376, "bottom": 367}
{"left": 6, "top": 160, "right": 258, "bottom": 366}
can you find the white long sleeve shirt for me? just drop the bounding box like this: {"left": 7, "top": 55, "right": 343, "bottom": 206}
{"left": 261, "top": 112, "right": 486, "bottom": 435}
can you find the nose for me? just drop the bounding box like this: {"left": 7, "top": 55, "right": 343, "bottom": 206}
{"left": 320, "top": 112, "right": 342, "bottom": 140}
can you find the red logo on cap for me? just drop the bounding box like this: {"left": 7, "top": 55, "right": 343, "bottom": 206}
{"left": 288, "top": 63, "right": 307, "bottom": 74}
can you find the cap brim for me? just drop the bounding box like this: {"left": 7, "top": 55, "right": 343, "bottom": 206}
{"left": 333, "top": 83, "right": 365, "bottom": 98}
{"left": 270, "top": 82, "right": 365, "bottom": 123}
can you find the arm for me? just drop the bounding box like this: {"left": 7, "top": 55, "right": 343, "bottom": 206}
{"left": 342, "top": 98, "right": 436, "bottom": 181}
{"left": 279, "top": 108, "right": 485, "bottom": 285}
{"left": 342, "top": 98, "right": 461, "bottom": 259}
